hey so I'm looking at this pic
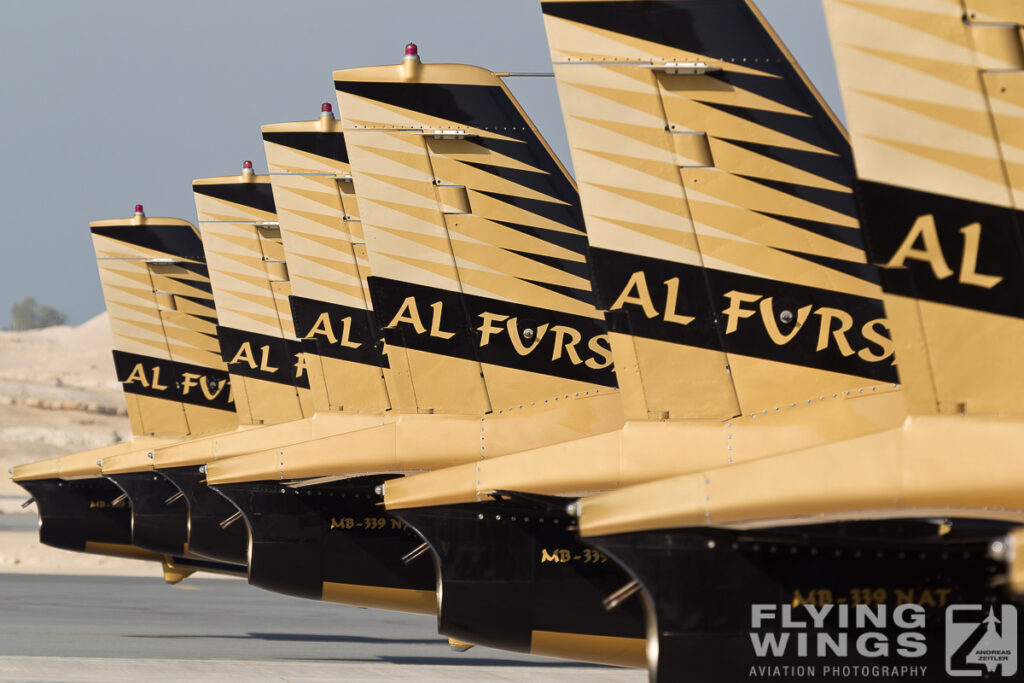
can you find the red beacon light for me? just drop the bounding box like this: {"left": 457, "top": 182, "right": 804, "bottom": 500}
{"left": 134, "top": 204, "right": 144, "bottom": 215}
{"left": 401, "top": 42, "right": 421, "bottom": 77}
{"left": 321, "top": 102, "right": 333, "bottom": 113}
{"left": 242, "top": 160, "right": 253, "bottom": 169}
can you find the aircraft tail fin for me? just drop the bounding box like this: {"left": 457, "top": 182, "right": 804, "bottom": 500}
{"left": 825, "top": 0, "right": 1024, "bottom": 415}
{"left": 335, "top": 56, "right": 618, "bottom": 415}
{"left": 542, "top": 0, "right": 896, "bottom": 420}
{"left": 262, "top": 111, "right": 391, "bottom": 415}
{"left": 192, "top": 166, "right": 314, "bottom": 425}
{"left": 90, "top": 209, "right": 237, "bottom": 437}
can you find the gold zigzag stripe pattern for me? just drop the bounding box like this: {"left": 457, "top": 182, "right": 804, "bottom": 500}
{"left": 546, "top": 12, "right": 873, "bottom": 297}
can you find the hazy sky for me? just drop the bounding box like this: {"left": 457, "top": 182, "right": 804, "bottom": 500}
{"left": 0, "top": 0, "right": 840, "bottom": 328}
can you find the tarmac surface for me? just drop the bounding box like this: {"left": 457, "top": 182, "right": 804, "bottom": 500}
{"left": 0, "top": 570, "right": 644, "bottom": 681}
{"left": 0, "top": 516, "right": 35, "bottom": 532}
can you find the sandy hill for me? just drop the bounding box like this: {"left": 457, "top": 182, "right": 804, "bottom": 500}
{"left": 0, "top": 313, "right": 129, "bottom": 499}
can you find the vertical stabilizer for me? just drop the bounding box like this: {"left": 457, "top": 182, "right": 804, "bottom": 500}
{"left": 335, "top": 52, "right": 617, "bottom": 415}
{"left": 543, "top": 0, "right": 895, "bottom": 420}
{"left": 193, "top": 166, "right": 313, "bottom": 424}
{"left": 91, "top": 209, "right": 237, "bottom": 437}
{"left": 825, "top": 0, "right": 1024, "bottom": 415}
{"left": 262, "top": 108, "right": 392, "bottom": 415}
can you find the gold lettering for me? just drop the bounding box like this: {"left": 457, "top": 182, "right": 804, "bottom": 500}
{"left": 258, "top": 345, "right": 279, "bottom": 373}
{"left": 507, "top": 317, "right": 546, "bottom": 355}
{"left": 540, "top": 548, "right": 561, "bottom": 563}
{"left": 858, "top": 319, "right": 895, "bottom": 363}
{"left": 814, "top": 307, "right": 855, "bottom": 356}
{"left": 610, "top": 271, "right": 658, "bottom": 318}
{"left": 759, "top": 298, "right": 811, "bottom": 345}
{"left": 180, "top": 373, "right": 200, "bottom": 395}
{"left": 150, "top": 366, "right": 168, "bottom": 391}
{"left": 477, "top": 312, "right": 509, "bottom": 347}
{"left": 886, "top": 214, "right": 953, "bottom": 280}
{"left": 307, "top": 312, "right": 338, "bottom": 345}
{"left": 550, "top": 325, "right": 583, "bottom": 365}
{"left": 958, "top": 222, "right": 1002, "bottom": 288}
{"left": 229, "top": 342, "right": 258, "bottom": 369}
{"left": 428, "top": 301, "right": 455, "bottom": 339}
{"left": 293, "top": 353, "right": 307, "bottom": 380}
{"left": 338, "top": 316, "right": 361, "bottom": 349}
{"left": 387, "top": 296, "right": 426, "bottom": 334}
{"left": 585, "top": 334, "right": 614, "bottom": 370}
{"left": 721, "top": 290, "right": 761, "bottom": 334}
{"left": 125, "top": 363, "right": 149, "bottom": 388}
{"left": 662, "top": 277, "right": 695, "bottom": 325}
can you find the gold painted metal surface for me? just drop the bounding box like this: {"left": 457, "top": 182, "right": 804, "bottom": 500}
{"left": 385, "top": 387, "right": 904, "bottom": 509}
{"left": 320, "top": 581, "right": 436, "bottom": 615}
{"left": 82, "top": 541, "right": 163, "bottom": 563}
{"left": 577, "top": 414, "right": 1024, "bottom": 537}
{"left": 262, "top": 116, "right": 392, "bottom": 415}
{"left": 825, "top": 0, "right": 1024, "bottom": 415}
{"left": 206, "top": 391, "right": 625, "bottom": 485}
{"left": 530, "top": 630, "right": 647, "bottom": 668}
{"left": 194, "top": 173, "right": 312, "bottom": 425}
{"left": 543, "top": 0, "right": 885, "bottom": 420}
{"left": 92, "top": 214, "right": 237, "bottom": 438}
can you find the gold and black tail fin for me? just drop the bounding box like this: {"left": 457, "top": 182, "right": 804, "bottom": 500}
{"left": 91, "top": 208, "right": 237, "bottom": 437}
{"left": 825, "top": 0, "right": 1024, "bottom": 415}
{"left": 335, "top": 52, "right": 616, "bottom": 415}
{"left": 193, "top": 165, "right": 314, "bottom": 425}
{"left": 262, "top": 107, "right": 391, "bottom": 415}
{"left": 542, "top": 0, "right": 895, "bottom": 420}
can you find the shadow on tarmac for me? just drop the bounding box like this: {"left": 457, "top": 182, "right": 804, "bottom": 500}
{"left": 124, "top": 632, "right": 443, "bottom": 645}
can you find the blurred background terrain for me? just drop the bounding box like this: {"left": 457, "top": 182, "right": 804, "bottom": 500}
{"left": 0, "top": 313, "right": 145, "bottom": 575}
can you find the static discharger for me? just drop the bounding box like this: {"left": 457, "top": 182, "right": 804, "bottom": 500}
{"left": 602, "top": 579, "right": 641, "bottom": 611}
{"left": 219, "top": 510, "right": 243, "bottom": 530}
{"left": 401, "top": 542, "right": 431, "bottom": 565}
